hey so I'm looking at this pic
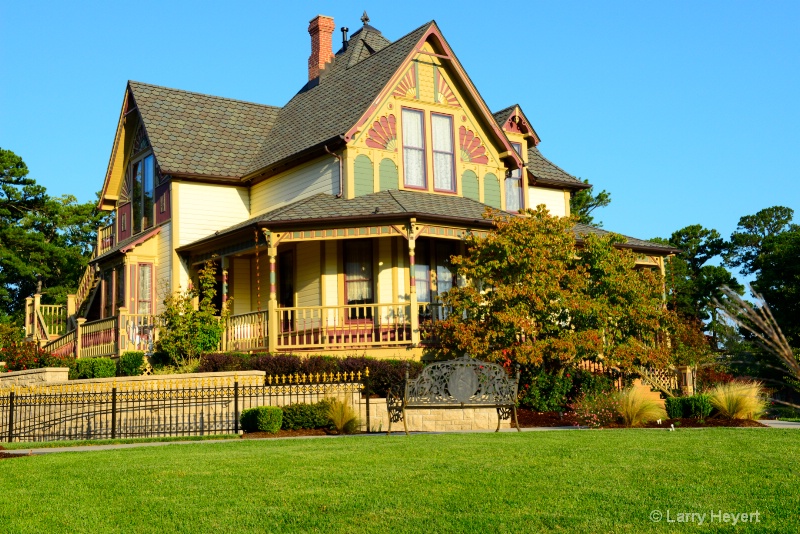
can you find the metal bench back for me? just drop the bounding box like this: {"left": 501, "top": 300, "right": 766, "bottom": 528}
{"left": 405, "top": 355, "right": 520, "bottom": 406}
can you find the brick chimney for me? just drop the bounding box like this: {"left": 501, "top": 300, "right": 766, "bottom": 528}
{"left": 308, "top": 15, "right": 335, "bottom": 81}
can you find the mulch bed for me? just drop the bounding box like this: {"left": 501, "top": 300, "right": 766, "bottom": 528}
{"left": 0, "top": 445, "right": 29, "bottom": 460}
{"left": 241, "top": 429, "right": 332, "bottom": 439}
{"left": 514, "top": 410, "right": 767, "bottom": 429}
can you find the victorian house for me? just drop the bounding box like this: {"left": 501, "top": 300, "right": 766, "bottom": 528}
{"left": 26, "top": 14, "right": 676, "bottom": 360}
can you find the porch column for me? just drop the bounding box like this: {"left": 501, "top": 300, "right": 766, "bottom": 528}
{"left": 221, "top": 256, "right": 229, "bottom": 307}
{"left": 32, "top": 293, "right": 42, "bottom": 343}
{"left": 265, "top": 230, "right": 278, "bottom": 353}
{"left": 408, "top": 225, "right": 419, "bottom": 346}
{"left": 117, "top": 306, "right": 129, "bottom": 355}
{"left": 66, "top": 294, "right": 77, "bottom": 319}
{"left": 24, "top": 297, "right": 33, "bottom": 339}
{"left": 75, "top": 317, "right": 86, "bottom": 359}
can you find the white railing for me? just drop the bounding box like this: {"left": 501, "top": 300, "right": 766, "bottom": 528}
{"left": 275, "top": 303, "right": 412, "bottom": 350}
{"left": 224, "top": 310, "right": 268, "bottom": 352}
{"left": 39, "top": 305, "right": 68, "bottom": 337}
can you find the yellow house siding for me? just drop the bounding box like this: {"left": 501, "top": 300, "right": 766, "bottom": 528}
{"left": 378, "top": 238, "right": 393, "bottom": 306}
{"left": 250, "top": 156, "right": 339, "bottom": 215}
{"left": 296, "top": 242, "right": 321, "bottom": 308}
{"left": 155, "top": 222, "right": 172, "bottom": 313}
{"left": 177, "top": 182, "right": 249, "bottom": 246}
{"left": 231, "top": 257, "right": 251, "bottom": 315}
{"left": 529, "top": 186, "right": 568, "bottom": 217}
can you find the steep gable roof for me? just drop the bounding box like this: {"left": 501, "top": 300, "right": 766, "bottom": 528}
{"left": 129, "top": 81, "right": 280, "bottom": 179}
{"left": 244, "top": 22, "right": 434, "bottom": 178}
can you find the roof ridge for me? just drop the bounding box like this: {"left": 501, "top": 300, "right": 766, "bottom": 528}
{"left": 338, "top": 20, "right": 435, "bottom": 72}
{"left": 128, "top": 80, "right": 281, "bottom": 111}
{"left": 492, "top": 104, "right": 518, "bottom": 117}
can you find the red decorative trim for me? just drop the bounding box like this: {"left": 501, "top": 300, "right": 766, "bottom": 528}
{"left": 436, "top": 73, "right": 459, "bottom": 107}
{"left": 393, "top": 67, "right": 417, "bottom": 99}
{"left": 120, "top": 227, "right": 161, "bottom": 253}
{"left": 458, "top": 126, "right": 488, "bottom": 165}
{"left": 365, "top": 115, "right": 398, "bottom": 151}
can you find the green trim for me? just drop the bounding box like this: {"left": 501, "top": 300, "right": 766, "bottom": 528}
{"left": 354, "top": 155, "right": 374, "bottom": 197}
{"left": 462, "top": 170, "right": 479, "bottom": 201}
{"left": 379, "top": 158, "right": 399, "bottom": 191}
{"left": 483, "top": 173, "right": 501, "bottom": 208}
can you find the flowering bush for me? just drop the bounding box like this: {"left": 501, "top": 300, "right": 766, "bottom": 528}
{"left": 1, "top": 341, "right": 77, "bottom": 377}
{"left": 569, "top": 391, "right": 620, "bottom": 428}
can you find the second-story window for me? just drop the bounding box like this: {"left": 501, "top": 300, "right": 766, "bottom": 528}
{"left": 505, "top": 142, "right": 523, "bottom": 212}
{"left": 402, "top": 108, "right": 426, "bottom": 188}
{"left": 431, "top": 113, "right": 455, "bottom": 192}
{"left": 131, "top": 154, "right": 155, "bottom": 234}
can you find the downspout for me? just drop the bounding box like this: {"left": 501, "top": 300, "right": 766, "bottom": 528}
{"left": 325, "top": 144, "right": 343, "bottom": 198}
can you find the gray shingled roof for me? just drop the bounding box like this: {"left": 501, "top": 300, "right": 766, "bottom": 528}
{"left": 129, "top": 81, "right": 280, "bottom": 178}
{"left": 573, "top": 223, "right": 679, "bottom": 253}
{"left": 527, "top": 146, "right": 585, "bottom": 188}
{"left": 181, "top": 189, "right": 502, "bottom": 249}
{"left": 245, "top": 22, "right": 434, "bottom": 176}
{"left": 492, "top": 105, "right": 517, "bottom": 128}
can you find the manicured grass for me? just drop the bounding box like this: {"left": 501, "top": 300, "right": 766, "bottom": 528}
{"left": 2, "top": 434, "right": 237, "bottom": 450}
{"left": 1, "top": 429, "right": 798, "bottom": 533}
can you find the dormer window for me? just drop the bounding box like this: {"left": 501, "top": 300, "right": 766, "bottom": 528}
{"left": 505, "top": 142, "right": 523, "bottom": 212}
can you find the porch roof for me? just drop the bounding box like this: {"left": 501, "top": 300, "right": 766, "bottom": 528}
{"left": 574, "top": 223, "right": 680, "bottom": 254}
{"left": 178, "top": 190, "right": 504, "bottom": 251}
{"left": 91, "top": 227, "right": 161, "bottom": 264}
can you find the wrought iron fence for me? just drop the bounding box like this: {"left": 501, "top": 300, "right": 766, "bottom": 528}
{"left": 1, "top": 371, "right": 371, "bottom": 443}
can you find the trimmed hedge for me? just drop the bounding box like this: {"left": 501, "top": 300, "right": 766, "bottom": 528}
{"left": 76, "top": 357, "right": 117, "bottom": 379}
{"left": 281, "top": 400, "right": 332, "bottom": 430}
{"left": 240, "top": 406, "right": 283, "bottom": 434}
{"left": 118, "top": 352, "right": 145, "bottom": 377}
{"left": 665, "top": 394, "right": 715, "bottom": 419}
{"left": 197, "top": 353, "right": 424, "bottom": 397}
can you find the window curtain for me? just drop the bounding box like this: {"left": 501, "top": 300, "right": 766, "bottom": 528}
{"left": 137, "top": 264, "right": 152, "bottom": 315}
{"left": 431, "top": 114, "right": 454, "bottom": 191}
{"left": 505, "top": 176, "right": 522, "bottom": 212}
{"left": 402, "top": 109, "right": 426, "bottom": 188}
{"left": 345, "top": 241, "right": 373, "bottom": 304}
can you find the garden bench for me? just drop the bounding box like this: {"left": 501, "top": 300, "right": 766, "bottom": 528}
{"left": 386, "top": 355, "right": 521, "bottom": 435}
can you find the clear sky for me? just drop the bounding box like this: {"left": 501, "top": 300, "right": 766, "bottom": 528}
{"left": 1, "top": 1, "right": 798, "bottom": 244}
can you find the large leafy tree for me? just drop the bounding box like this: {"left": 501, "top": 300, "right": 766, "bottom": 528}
{"left": 725, "top": 206, "right": 794, "bottom": 275}
{"left": 427, "top": 208, "right": 671, "bottom": 373}
{"left": 651, "top": 225, "right": 743, "bottom": 335}
{"left": 569, "top": 179, "right": 611, "bottom": 227}
{"left": 0, "top": 148, "right": 107, "bottom": 324}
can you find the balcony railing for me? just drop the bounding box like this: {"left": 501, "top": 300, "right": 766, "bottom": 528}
{"left": 97, "top": 223, "right": 115, "bottom": 257}
{"left": 223, "top": 310, "right": 269, "bottom": 352}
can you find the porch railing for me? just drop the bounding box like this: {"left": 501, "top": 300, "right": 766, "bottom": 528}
{"left": 276, "top": 303, "right": 412, "bottom": 350}
{"left": 97, "top": 223, "right": 115, "bottom": 257}
{"left": 118, "top": 313, "right": 160, "bottom": 353}
{"left": 43, "top": 330, "right": 77, "bottom": 358}
{"left": 223, "top": 310, "right": 269, "bottom": 352}
{"left": 80, "top": 317, "right": 117, "bottom": 358}
{"left": 39, "top": 305, "right": 68, "bottom": 338}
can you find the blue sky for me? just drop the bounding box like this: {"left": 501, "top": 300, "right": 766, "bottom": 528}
{"left": 1, "top": 1, "right": 798, "bottom": 245}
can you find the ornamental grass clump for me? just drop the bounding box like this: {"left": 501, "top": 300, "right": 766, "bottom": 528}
{"left": 710, "top": 381, "right": 767, "bottom": 420}
{"left": 616, "top": 387, "right": 667, "bottom": 427}
{"left": 326, "top": 398, "right": 360, "bottom": 434}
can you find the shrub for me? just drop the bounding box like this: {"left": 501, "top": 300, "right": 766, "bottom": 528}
{"left": 519, "top": 370, "right": 573, "bottom": 411}
{"left": 198, "top": 352, "right": 251, "bottom": 373}
{"left": 281, "top": 400, "right": 332, "bottom": 430}
{"left": 250, "top": 353, "right": 303, "bottom": 376}
{"left": 697, "top": 366, "right": 736, "bottom": 390}
{"left": 76, "top": 358, "right": 94, "bottom": 379}
{"left": 92, "top": 358, "right": 116, "bottom": 378}
{"left": 240, "top": 406, "right": 283, "bottom": 433}
{"left": 665, "top": 397, "right": 685, "bottom": 419}
{"left": 571, "top": 370, "right": 615, "bottom": 398}
{"left": 2, "top": 341, "right": 52, "bottom": 371}
{"left": 118, "top": 352, "right": 145, "bottom": 377}
{"left": 569, "top": 392, "right": 620, "bottom": 428}
{"left": 686, "top": 393, "right": 714, "bottom": 420}
{"left": 616, "top": 387, "right": 667, "bottom": 427}
{"left": 711, "top": 381, "right": 767, "bottom": 420}
{"left": 340, "top": 357, "right": 423, "bottom": 398}
{"left": 301, "top": 355, "right": 340, "bottom": 376}
{"left": 327, "top": 398, "right": 360, "bottom": 434}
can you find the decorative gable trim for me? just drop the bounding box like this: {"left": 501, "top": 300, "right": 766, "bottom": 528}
{"left": 343, "top": 22, "right": 523, "bottom": 172}
{"left": 365, "top": 115, "right": 398, "bottom": 151}
{"left": 499, "top": 105, "right": 540, "bottom": 145}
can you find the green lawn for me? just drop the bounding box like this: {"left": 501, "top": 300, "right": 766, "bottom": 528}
{"left": 1, "top": 429, "right": 797, "bottom": 533}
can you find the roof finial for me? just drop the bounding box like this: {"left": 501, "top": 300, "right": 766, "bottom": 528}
{"left": 361, "top": 11, "right": 370, "bottom": 25}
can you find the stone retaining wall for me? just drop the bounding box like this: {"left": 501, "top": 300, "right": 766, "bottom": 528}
{"left": 0, "top": 368, "right": 70, "bottom": 388}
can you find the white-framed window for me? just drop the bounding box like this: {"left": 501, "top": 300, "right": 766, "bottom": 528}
{"left": 431, "top": 113, "right": 455, "bottom": 192}
{"left": 505, "top": 142, "right": 523, "bottom": 212}
{"left": 402, "top": 108, "right": 426, "bottom": 189}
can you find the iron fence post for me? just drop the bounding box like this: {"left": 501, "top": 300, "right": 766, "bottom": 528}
{"left": 365, "top": 372, "right": 371, "bottom": 432}
{"left": 7, "top": 391, "right": 14, "bottom": 443}
{"left": 234, "top": 380, "right": 239, "bottom": 434}
{"left": 111, "top": 387, "right": 117, "bottom": 439}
